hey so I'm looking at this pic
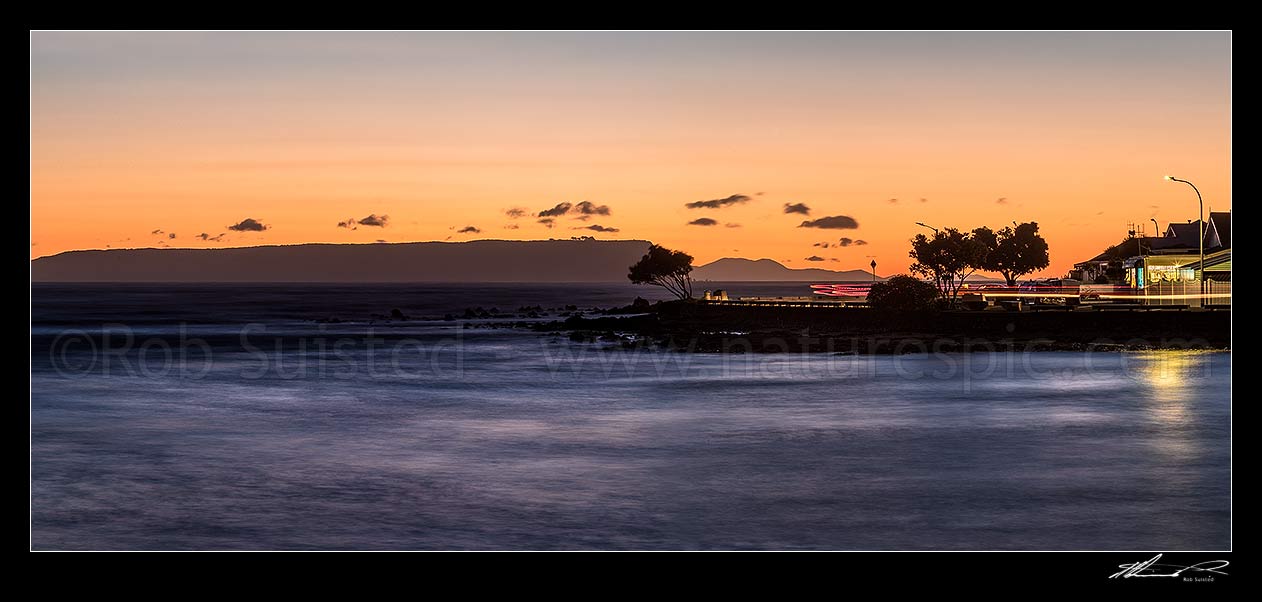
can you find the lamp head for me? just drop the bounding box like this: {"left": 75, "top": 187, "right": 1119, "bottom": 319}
{"left": 1164, "top": 175, "right": 1174, "bottom": 181}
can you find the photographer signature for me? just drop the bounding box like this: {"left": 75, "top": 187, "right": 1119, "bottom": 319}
{"left": 1109, "top": 554, "right": 1229, "bottom": 579}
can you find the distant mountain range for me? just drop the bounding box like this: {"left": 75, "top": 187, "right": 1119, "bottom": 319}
{"left": 693, "top": 258, "right": 884, "bottom": 282}
{"left": 31, "top": 239, "right": 655, "bottom": 283}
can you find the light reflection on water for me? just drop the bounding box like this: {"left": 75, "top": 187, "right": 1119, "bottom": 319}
{"left": 31, "top": 336, "right": 1230, "bottom": 550}
{"left": 30, "top": 285, "right": 1230, "bottom": 550}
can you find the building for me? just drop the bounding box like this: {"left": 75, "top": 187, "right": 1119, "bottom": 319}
{"left": 1071, "top": 211, "right": 1230, "bottom": 287}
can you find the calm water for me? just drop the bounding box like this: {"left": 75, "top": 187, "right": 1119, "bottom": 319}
{"left": 30, "top": 284, "right": 1231, "bottom": 550}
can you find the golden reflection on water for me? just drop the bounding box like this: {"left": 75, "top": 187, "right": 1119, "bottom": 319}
{"left": 1129, "top": 351, "right": 1216, "bottom": 461}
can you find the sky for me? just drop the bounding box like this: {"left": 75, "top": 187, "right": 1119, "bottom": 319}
{"left": 30, "top": 31, "right": 1231, "bottom": 276}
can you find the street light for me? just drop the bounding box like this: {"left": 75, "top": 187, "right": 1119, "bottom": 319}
{"left": 914, "top": 222, "right": 939, "bottom": 234}
{"left": 1164, "top": 175, "right": 1204, "bottom": 296}
{"left": 1150, "top": 218, "right": 1159, "bottom": 237}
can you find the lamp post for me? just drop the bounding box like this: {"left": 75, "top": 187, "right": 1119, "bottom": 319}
{"left": 914, "top": 222, "right": 938, "bottom": 234}
{"left": 870, "top": 259, "right": 877, "bottom": 284}
{"left": 1150, "top": 218, "right": 1159, "bottom": 237}
{"left": 1165, "top": 175, "right": 1204, "bottom": 297}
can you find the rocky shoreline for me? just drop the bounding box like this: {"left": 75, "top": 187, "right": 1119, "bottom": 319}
{"left": 529, "top": 300, "right": 1231, "bottom": 354}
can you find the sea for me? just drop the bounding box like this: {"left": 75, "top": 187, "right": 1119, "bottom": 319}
{"left": 30, "top": 283, "right": 1231, "bottom": 550}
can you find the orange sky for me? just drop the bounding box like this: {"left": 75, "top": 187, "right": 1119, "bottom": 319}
{"left": 30, "top": 32, "right": 1231, "bottom": 276}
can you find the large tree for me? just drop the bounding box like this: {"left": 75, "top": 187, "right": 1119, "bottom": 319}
{"left": 909, "top": 228, "right": 989, "bottom": 302}
{"left": 628, "top": 244, "right": 695, "bottom": 300}
{"left": 976, "top": 222, "right": 1050, "bottom": 286}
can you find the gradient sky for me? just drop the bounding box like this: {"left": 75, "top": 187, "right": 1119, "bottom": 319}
{"left": 30, "top": 31, "right": 1231, "bottom": 276}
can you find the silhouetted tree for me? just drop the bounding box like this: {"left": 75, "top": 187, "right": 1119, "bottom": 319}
{"left": 909, "top": 228, "right": 989, "bottom": 302}
{"left": 975, "top": 222, "right": 1050, "bottom": 286}
{"left": 866, "top": 275, "right": 939, "bottom": 311}
{"left": 628, "top": 244, "right": 695, "bottom": 300}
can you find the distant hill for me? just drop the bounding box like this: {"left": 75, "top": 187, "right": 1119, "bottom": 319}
{"left": 31, "top": 239, "right": 655, "bottom": 283}
{"left": 694, "top": 258, "right": 885, "bottom": 281}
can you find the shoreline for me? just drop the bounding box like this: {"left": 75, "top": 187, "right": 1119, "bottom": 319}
{"left": 531, "top": 301, "right": 1231, "bottom": 354}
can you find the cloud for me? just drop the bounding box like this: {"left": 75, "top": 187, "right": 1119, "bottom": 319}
{"left": 168, "top": 232, "right": 176, "bottom": 239}
{"left": 575, "top": 224, "right": 619, "bottom": 232}
{"left": 337, "top": 219, "right": 356, "bottom": 229}
{"left": 537, "top": 202, "right": 573, "bottom": 217}
{"left": 197, "top": 232, "right": 226, "bottom": 242}
{"left": 457, "top": 226, "right": 481, "bottom": 234}
{"left": 798, "top": 215, "right": 859, "bottom": 229}
{"left": 783, "top": 202, "right": 811, "bottom": 215}
{"left": 755, "top": 192, "right": 765, "bottom": 196}
{"left": 227, "top": 218, "right": 268, "bottom": 232}
{"left": 150, "top": 229, "right": 164, "bottom": 235}
{"left": 887, "top": 198, "right": 899, "bottom": 204}
{"left": 573, "top": 201, "right": 611, "bottom": 216}
{"left": 685, "top": 194, "right": 750, "bottom": 209}
{"left": 830, "top": 258, "right": 840, "bottom": 262}
{"left": 538, "top": 217, "right": 556, "bottom": 228}
{"left": 687, "top": 218, "right": 719, "bottom": 226}
{"left": 504, "top": 224, "right": 520, "bottom": 230}
{"left": 376, "top": 239, "right": 387, "bottom": 243}
{"left": 358, "top": 214, "right": 388, "bottom": 227}
{"left": 505, "top": 207, "right": 528, "bottom": 219}
{"left": 834, "top": 238, "right": 869, "bottom": 246}
{"left": 805, "top": 255, "right": 825, "bottom": 262}
{"left": 996, "top": 197, "right": 1008, "bottom": 205}
{"left": 724, "top": 223, "right": 741, "bottom": 228}
{"left": 919, "top": 198, "right": 928, "bottom": 203}
{"left": 814, "top": 242, "right": 831, "bottom": 248}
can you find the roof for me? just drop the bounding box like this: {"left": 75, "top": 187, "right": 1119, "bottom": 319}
{"left": 1209, "top": 211, "right": 1231, "bottom": 249}
{"left": 1178, "top": 248, "right": 1231, "bottom": 272}
{"left": 1163, "top": 211, "right": 1231, "bottom": 250}
{"left": 1166, "top": 221, "right": 1202, "bottom": 244}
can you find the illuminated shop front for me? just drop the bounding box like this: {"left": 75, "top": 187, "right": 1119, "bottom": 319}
{"left": 1124, "top": 255, "right": 1197, "bottom": 289}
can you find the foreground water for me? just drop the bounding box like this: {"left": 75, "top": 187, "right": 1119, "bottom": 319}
{"left": 31, "top": 284, "right": 1230, "bottom": 550}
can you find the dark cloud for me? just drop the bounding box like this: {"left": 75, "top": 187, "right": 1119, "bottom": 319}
{"left": 505, "top": 207, "right": 528, "bottom": 219}
{"left": 504, "top": 224, "right": 520, "bottom": 230}
{"left": 783, "top": 202, "right": 811, "bottom": 215}
{"left": 798, "top": 215, "right": 859, "bottom": 229}
{"left": 150, "top": 229, "right": 164, "bottom": 235}
{"left": 755, "top": 192, "right": 765, "bottom": 196}
{"left": 375, "top": 239, "right": 387, "bottom": 244}
{"left": 537, "top": 202, "right": 573, "bottom": 217}
{"left": 685, "top": 194, "right": 751, "bottom": 210}
{"left": 573, "top": 201, "right": 611, "bottom": 216}
{"left": 835, "top": 238, "right": 870, "bottom": 247}
{"left": 830, "top": 258, "right": 840, "bottom": 262}
{"left": 855, "top": 240, "right": 868, "bottom": 246}
{"left": 457, "top": 226, "right": 481, "bottom": 234}
{"left": 814, "top": 242, "right": 831, "bottom": 248}
{"left": 687, "top": 218, "right": 719, "bottom": 226}
{"left": 996, "top": 197, "right": 1008, "bottom": 205}
{"left": 538, "top": 217, "right": 556, "bottom": 228}
{"left": 805, "top": 256, "right": 825, "bottom": 262}
{"left": 919, "top": 198, "right": 928, "bottom": 203}
{"left": 168, "top": 233, "right": 176, "bottom": 239}
{"left": 227, "top": 218, "right": 268, "bottom": 232}
{"left": 886, "top": 198, "right": 899, "bottom": 204}
{"left": 576, "top": 224, "right": 619, "bottom": 232}
{"left": 197, "top": 232, "right": 226, "bottom": 242}
{"left": 724, "top": 223, "right": 741, "bottom": 228}
{"left": 337, "top": 214, "right": 388, "bottom": 229}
